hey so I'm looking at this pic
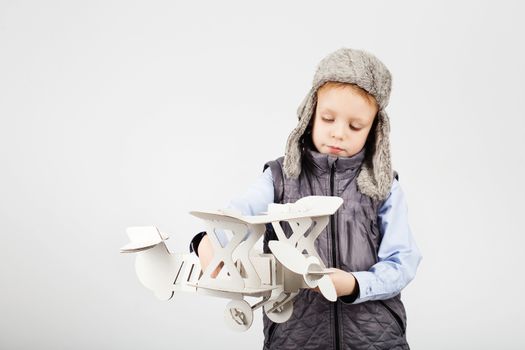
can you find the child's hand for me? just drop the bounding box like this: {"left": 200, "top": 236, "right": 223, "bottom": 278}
{"left": 197, "top": 235, "right": 223, "bottom": 278}
{"left": 312, "top": 268, "right": 357, "bottom": 298}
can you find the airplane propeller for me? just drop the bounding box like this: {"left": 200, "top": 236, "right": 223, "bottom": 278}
{"left": 268, "top": 241, "right": 337, "bottom": 302}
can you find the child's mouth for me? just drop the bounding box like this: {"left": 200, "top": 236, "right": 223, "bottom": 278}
{"left": 327, "top": 146, "right": 343, "bottom": 154}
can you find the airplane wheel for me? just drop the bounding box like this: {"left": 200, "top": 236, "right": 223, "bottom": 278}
{"left": 264, "top": 299, "right": 294, "bottom": 323}
{"left": 224, "top": 300, "right": 253, "bottom": 332}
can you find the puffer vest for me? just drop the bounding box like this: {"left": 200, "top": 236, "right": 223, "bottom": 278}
{"left": 262, "top": 148, "right": 409, "bottom": 350}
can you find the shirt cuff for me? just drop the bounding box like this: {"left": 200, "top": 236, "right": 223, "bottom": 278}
{"left": 189, "top": 231, "right": 206, "bottom": 256}
{"left": 349, "top": 271, "right": 377, "bottom": 303}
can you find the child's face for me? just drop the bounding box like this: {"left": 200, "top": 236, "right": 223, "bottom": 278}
{"left": 312, "top": 84, "right": 378, "bottom": 158}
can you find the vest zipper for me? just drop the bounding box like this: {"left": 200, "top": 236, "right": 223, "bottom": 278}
{"left": 330, "top": 163, "right": 341, "bottom": 350}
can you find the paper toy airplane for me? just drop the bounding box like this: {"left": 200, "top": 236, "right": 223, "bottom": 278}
{"left": 121, "top": 196, "right": 343, "bottom": 331}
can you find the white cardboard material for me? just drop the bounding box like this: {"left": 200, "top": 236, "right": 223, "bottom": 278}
{"left": 121, "top": 195, "right": 343, "bottom": 331}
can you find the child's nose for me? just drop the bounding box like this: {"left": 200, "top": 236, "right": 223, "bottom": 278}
{"left": 331, "top": 123, "right": 345, "bottom": 139}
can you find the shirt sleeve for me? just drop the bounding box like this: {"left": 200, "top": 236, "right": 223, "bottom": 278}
{"left": 349, "top": 179, "right": 422, "bottom": 304}
{"left": 227, "top": 167, "right": 274, "bottom": 216}
{"left": 212, "top": 168, "right": 274, "bottom": 246}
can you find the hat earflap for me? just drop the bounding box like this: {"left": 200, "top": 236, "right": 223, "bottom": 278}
{"left": 357, "top": 110, "right": 393, "bottom": 201}
{"left": 283, "top": 88, "right": 317, "bottom": 179}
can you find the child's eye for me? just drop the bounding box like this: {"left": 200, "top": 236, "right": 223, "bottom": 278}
{"left": 350, "top": 124, "right": 362, "bottom": 131}
{"left": 322, "top": 116, "right": 334, "bottom": 122}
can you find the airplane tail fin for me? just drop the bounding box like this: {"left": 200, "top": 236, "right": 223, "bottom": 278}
{"left": 120, "top": 226, "right": 169, "bottom": 253}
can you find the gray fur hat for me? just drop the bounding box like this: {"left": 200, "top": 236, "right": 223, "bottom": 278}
{"left": 283, "top": 48, "right": 393, "bottom": 200}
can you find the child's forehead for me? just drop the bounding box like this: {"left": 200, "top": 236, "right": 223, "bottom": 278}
{"left": 316, "top": 83, "right": 378, "bottom": 109}
{"left": 317, "top": 82, "right": 378, "bottom": 110}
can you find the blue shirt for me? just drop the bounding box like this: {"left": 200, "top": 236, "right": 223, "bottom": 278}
{"left": 224, "top": 168, "right": 422, "bottom": 304}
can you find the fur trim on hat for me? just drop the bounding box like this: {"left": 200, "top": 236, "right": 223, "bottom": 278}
{"left": 283, "top": 48, "right": 394, "bottom": 200}
{"left": 356, "top": 110, "right": 392, "bottom": 200}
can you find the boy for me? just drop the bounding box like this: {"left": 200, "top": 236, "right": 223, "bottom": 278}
{"left": 191, "top": 48, "right": 421, "bottom": 349}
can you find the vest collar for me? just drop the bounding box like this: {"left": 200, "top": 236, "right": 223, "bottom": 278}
{"left": 305, "top": 147, "right": 366, "bottom": 178}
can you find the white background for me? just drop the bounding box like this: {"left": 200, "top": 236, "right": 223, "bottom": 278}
{"left": 1, "top": 1, "right": 524, "bottom": 349}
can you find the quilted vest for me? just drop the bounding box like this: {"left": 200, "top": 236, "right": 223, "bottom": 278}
{"left": 262, "top": 148, "right": 409, "bottom": 350}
